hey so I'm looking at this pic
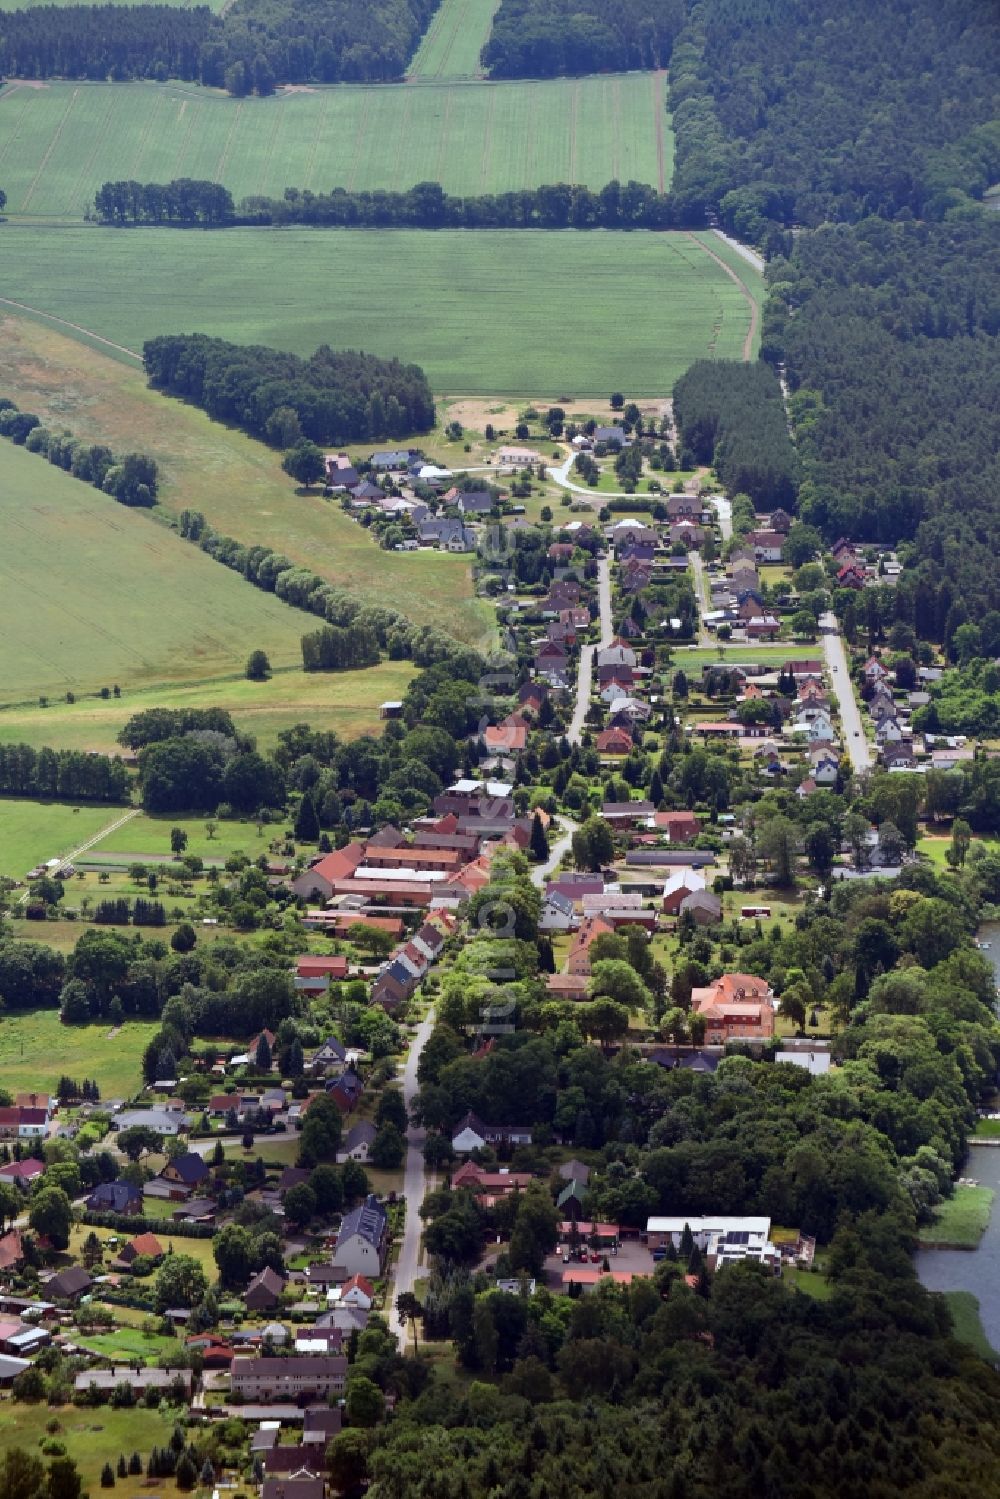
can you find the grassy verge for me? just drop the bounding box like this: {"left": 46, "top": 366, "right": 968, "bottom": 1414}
{"left": 943, "top": 1290, "right": 1000, "bottom": 1361}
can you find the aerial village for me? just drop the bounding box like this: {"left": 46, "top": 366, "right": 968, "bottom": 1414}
{"left": 0, "top": 409, "right": 995, "bottom": 1495}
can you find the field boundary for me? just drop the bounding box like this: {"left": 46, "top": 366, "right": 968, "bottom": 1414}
{"left": 0, "top": 294, "right": 142, "bottom": 361}
{"left": 684, "top": 232, "right": 760, "bottom": 361}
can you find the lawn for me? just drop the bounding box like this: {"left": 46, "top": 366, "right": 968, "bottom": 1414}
{"left": 86, "top": 810, "right": 288, "bottom": 861}
{"left": 0, "top": 73, "right": 669, "bottom": 219}
{"left": 918, "top": 1185, "right": 995, "bottom": 1249}
{"left": 0, "top": 798, "right": 127, "bottom": 880}
{"left": 0, "top": 660, "right": 418, "bottom": 757}
{"left": 69, "top": 1222, "right": 220, "bottom": 1278}
{"left": 0, "top": 1009, "right": 156, "bottom": 1098}
{"left": 783, "top": 1267, "right": 833, "bottom": 1301}
{"left": 0, "top": 313, "right": 491, "bottom": 646}
{"left": 0, "top": 1404, "right": 182, "bottom": 1499}
{"left": 0, "top": 227, "right": 755, "bottom": 395}
{"left": 407, "top": 0, "right": 499, "bottom": 77}
{"left": 943, "top": 1290, "right": 1000, "bottom": 1362}
{"left": 0, "top": 438, "right": 309, "bottom": 703}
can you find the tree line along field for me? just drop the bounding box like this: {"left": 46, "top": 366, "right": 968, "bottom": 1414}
{"left": 0, "top": 313, "right": 493, "bottom": 646}
{"left": 0, "top": 73, "right": 670, "bottom": 220}
{"left": 406, "top": 0, "right": 501, "bottom": 78}
{"left": 0, "top": 228, "right": 756, "bottom": 394}
{"left": 0, "top": 437, "right": 312, "bottom": 702}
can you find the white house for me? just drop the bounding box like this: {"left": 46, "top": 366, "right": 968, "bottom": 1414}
{"left": 338, "top": 1122, "right": 377, "bottom": 1165}
{"left": 646, "top": 1215, "right": 779, "bottom": 1270}
{"left": 333, "top": 1196, "right": 387, "bottom": 1278}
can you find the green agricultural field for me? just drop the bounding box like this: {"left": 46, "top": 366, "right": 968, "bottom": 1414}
{"left": 0, "top": 73, "right": 669, "bottom": 220}
{"left": 0, "top": 660, "right": 418, "bottom": 757}
{"left": 0, "top": 1009, "right": 157, "bottom": 1096}
{"left": 0, "top": 439, "right": 311, "bottom": 703}
{"left": 0, "top": 1405, "right": 182, "bottom": 1499}
{"left": 0, "top": 226, "right": 756, "bottom": 394}
{"left": 918, "top": 1185, "right": 995, "bottom": 1249}
{"left": 0, "top": 798, "right": 128, "bottom": 880}
{"left": 407, "top": 0, "right": 499, "bottom": 78}
{"left": 1, "top": 314, "right": 491, "bottom": 646}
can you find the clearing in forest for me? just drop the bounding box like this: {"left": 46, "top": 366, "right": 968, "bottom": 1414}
{"left": 0, "top": 74, "right": 669, "bottom": 219}
{"left": 407, "top": 0, "right": 500, "bottom": 79}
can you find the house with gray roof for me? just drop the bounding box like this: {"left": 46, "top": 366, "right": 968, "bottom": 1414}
{"left": 334, "top": 1195, "right": 388, "bottom": 1277}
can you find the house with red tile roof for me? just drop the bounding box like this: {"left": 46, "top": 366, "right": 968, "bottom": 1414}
{"left": 291, "top": 842, "right": 366, "bottom": 901}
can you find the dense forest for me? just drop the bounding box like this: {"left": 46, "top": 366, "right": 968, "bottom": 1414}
{"left": 480, "top": 0, "right": 684, "bottom": 77}
{"left": 763, "top": 218, "right": 1000, "bottom": 615}
{"left": 94, "top": 178, "right": 688, "bottom": 230}
{"left": 672, "top": 360, "right": 797, "bottom": 507}
{"left": 667, "top": 0, "right": 1000, "bottom": 242}
{"left": 143, "top": 334, "right": 435, "bottom": 445}
{"left": 0, "top": 0, "right": 437, "bottom": 87}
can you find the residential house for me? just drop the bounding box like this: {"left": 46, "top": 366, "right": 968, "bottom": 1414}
{"left": 112, "top": 1233, "right": 164, "bottom": 1269}
{"left": 310, "top": 1037, "right": 348, "bottom": 1074}
{"left": 666, "top": 493, "right": 700, "bottom": 520}
{"left": 567, "top": 915, "right": 614, "bottom": 977}
{"left": 334, "top": 1195, "right": 388, "bottom": 1277}
{"left": 600, "top": 799, "right": 655, "bottom": 827}
{"left": 45, "top": 1267, "right": 92, "bottom": 1302}
{"left": 74, "top": 1366, "right": 193, "bottom": 1399}
{"left": 290, "top": 841, "right": 366, "bottom": 901}
{"left": 245, "top": 1266, "right": 286, "bottom": 1313}
{"left": 595, "top": 727, "right": 633, "bottom": 756}
{"left": 153, "top": 1152, "right": 209, "bottom": 1200}
{"left": 558, "top": 1160, "right": 591, "bottom": 1185}
{"left": 594, "top": 425, "right": 627, "bottom": 446}
{"left": 746, "top": 530, "right": 786, "bottom": 563}
{"left": 646, "top": 1215, "right": 778, "bottom": 1271}
{"left": 340, "top": 1275, "right": 374, "bottom": 1310}
{"left": 810, "top": 747, "right": 840, "bottom": 785}
{"left": 325, "top": 1067, "right": 363, "bottom": 1115}
{"left": 455, "top": 491, "right": 495, "bottom": 516}
{"left": 679, "top": 889, "right": 723, "bottom": 925}
{"left": 662, "top": 870, "right": 706, "bottom": 915}
{"left": 539, "top": 889, "right": 576, "bottom": 932}
{"left": 691, "top": 973, "right": 775, "bottom": 1043}
{"left": 652, "top": 811, "right": 700, "bottom": 843}
{"left": 338, "top": 1122, "right": 377, "bottom": 1164}
{"left": 745, "top": 614, "right": 782, "bottom": 640}
{"left": 370, "top": 449, "right": 414, "bottom": 471}
{"left": 451, "top": 1113, "right": 533, "bottom": 1153}
{"left": 85, "top": 1179, "right": 142, "bottom": 1215}
{"left": 0, "top": 1230, "right": 25, "bottom": 1274}
{"left": 862, "top": 656, "right": 889, "bottom": 684}
{"left": 0, "top": 1160, "right": 45, "bottom": 1189}
{"left": 231, "top": 1356, "right": 347, "bottom": 1402}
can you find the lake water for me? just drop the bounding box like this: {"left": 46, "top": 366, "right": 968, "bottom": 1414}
{"left": 914, "top": 920, "right": 1000, "bottom": 1344}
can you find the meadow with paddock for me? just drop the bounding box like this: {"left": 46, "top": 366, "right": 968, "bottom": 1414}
{"left": 0, "top": 227, "right": 756, "bottom": 393}
{"left": 0, "top": 798, "right": 127, "bottom": 880}
{"left": 0, "top": 72, "right": 669, "bottom": 220}
{"left": 0, "top": 437, "right": 310, "bottom": 703}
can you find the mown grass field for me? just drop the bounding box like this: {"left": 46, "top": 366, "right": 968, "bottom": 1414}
{"left": 0, "top": 314, "right": 492, "bottom": 645}
{"left": 918, "top": 1186, "right": 995, "bottom": 1248}
{"left": 0, "top": 1009, "right": 157, "bottom": 1096}
{"left": 0, "top": 660, "right": 417, "bottom": 756}
{"left": 407, "top": 0, "right": 499, "bottom": 78}
{"left": 87, "top": 808, "right": 287, "bottom": 861}
{"left": 0, "top": 437, "right": 311, "bottom": 703}
{"left": 0, "top": 227, "right": 755, "bottom": 393}
{"left": 0, "top": 798, "right": 126, "bottom": 879}
{"left": 1, "top": 1405, "right": 182, "bottom": 1499}
{"left": 0, "top": 73, "right": 669, "bottom": 220}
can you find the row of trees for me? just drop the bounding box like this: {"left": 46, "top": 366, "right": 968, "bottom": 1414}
{"left": 0, "top": 0, "right": 439, "bottom": 89}
{"left": 174, "top": 508, "right": 465, "bottom": 671}
{"left": 0, "top": 742, "right": 128, "bottom": 802}
{"left": 95, "top": 176, "right": 700, "bottom": 230}
{"left": 143, "top": 333, "right": 435, "bottom": 446}
{"left": 1, "top": 395, "right": 159, "bottom": 507}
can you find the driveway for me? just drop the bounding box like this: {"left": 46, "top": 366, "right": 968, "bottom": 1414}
{"left": 387, "top": 1005, "right": 436, "bottom": 1343}
{"left": 821, "top": 613, "right": 871, "bottom": 772}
